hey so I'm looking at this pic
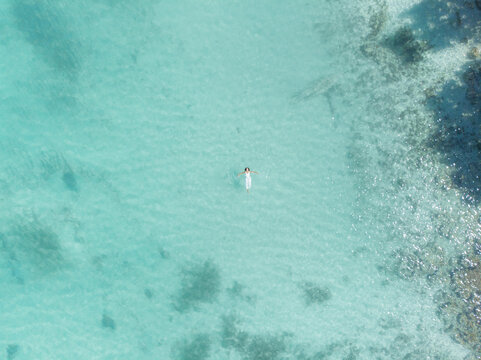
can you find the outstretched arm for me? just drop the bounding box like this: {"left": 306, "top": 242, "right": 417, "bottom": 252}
{"left": 251, "top": 171, "right": 259, "bottom": 174}
{"left": 237, "top": 171, "right": 245, "bottom": 176}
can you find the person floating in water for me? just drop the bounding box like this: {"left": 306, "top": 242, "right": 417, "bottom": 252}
{"left": 238, "top": 167, "right": 258, "bottom": 192}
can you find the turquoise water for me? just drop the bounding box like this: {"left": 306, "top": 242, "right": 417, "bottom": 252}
{"left": 1, "top": 0, "right": 480, "bottom": 359}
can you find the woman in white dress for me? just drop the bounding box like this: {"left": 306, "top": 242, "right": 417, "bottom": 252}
{"left": 237, "top": 167, "right": 258, "bottom": 192}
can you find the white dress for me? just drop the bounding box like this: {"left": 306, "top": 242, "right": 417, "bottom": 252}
{"left": 245, "top": 172, "right": 252, "bottom": 190}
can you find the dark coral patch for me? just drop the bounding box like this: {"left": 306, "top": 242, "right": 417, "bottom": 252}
{"left": 174, "top": 260, "right": 221, "bottom": 312}
{"left": 102, "top": 313, "right": 116, "bottom": 330}
{"left": 384, "top": 27, "right": 428, "bottom": 64}
{"left": 172, "top": 333, "right": 211, "bottom": 360}
{"left": 301, "top": 282, "right": 332, "bottom": 305}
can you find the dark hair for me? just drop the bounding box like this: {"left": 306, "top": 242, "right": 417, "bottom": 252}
{"left": 245, "top": 167, "right": 249, "bottom": 171}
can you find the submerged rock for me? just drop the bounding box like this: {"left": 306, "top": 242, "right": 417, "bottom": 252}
{"left": 220, "top": 314, "right": 291, "bottom": 359}
{"left": 7, "top": 344, "right": 19, "bottom": 360}
{"left": 384, "top": 27, "right": 428, "bottom": 63}
{"left": 344, "top": 344, "right": 360, "bottom": 360}
{"left": 158, "top": 246, "right": 170, "bottom": 259}
{"left": 301, "top": 282, "right": 332, "bottom": 305}
{"left": 385, "top": 242, "right": 446, "bottom": 281}
{"left": 476, "top": 0, "right": 481, "bottom": 11}
{"left": 246, "top": 335, "right": 287, "bottom": 360}
{"left": 473, "top": 241, "right": 481, "bottom": 256}
{"left": 435, "top": 257, "right": 481, "bottom": 355}
{"left": 102, "top": 313, "right": 116, "bottom": 330}
{"left": 227, "top": 281, "right": 244, "bottom": 298}
{"left": 172, "top": 333, "right": 211, "bottom": 360}
{"left": 11, "top": 218, "right": 63, "bottom": 273}
{"left": 62, "top": 170, "right": 78, "bottom": 191}
{"left": 467, "top": 47, "right": 480, "bottom": 60}
{"left": 144, "top": 288, "right": 154, "bottom": 299}
{"left": 174, "top": 260, "right": 221, "bottom": 312}
{"left": 12, "top": 1, "right": 80, "bottom": 78}
{"left": 368, "top": 1, "right": 388, "bottom": 38}
{"left": 463, "top": 63, "right": 481, "bottom": 106}
{"left": 379, "top": 315, "right": 401, "bottom": 330}
{"left": 226, "top": 281, "right": 255, "bottom": 303}
{"left": 220, "top": 314, "right": 249, "bottom": 351}
{"left": 360, "top": 42, "right": 379, "bottom": 59}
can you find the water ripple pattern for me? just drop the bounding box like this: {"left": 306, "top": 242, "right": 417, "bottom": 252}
{"left": 0, "top": 0, "right": 479, "bottom": 359}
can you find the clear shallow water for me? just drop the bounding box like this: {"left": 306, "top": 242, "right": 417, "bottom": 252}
{"left": 0, "top": 0, "right": 478, "bottom": 359}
